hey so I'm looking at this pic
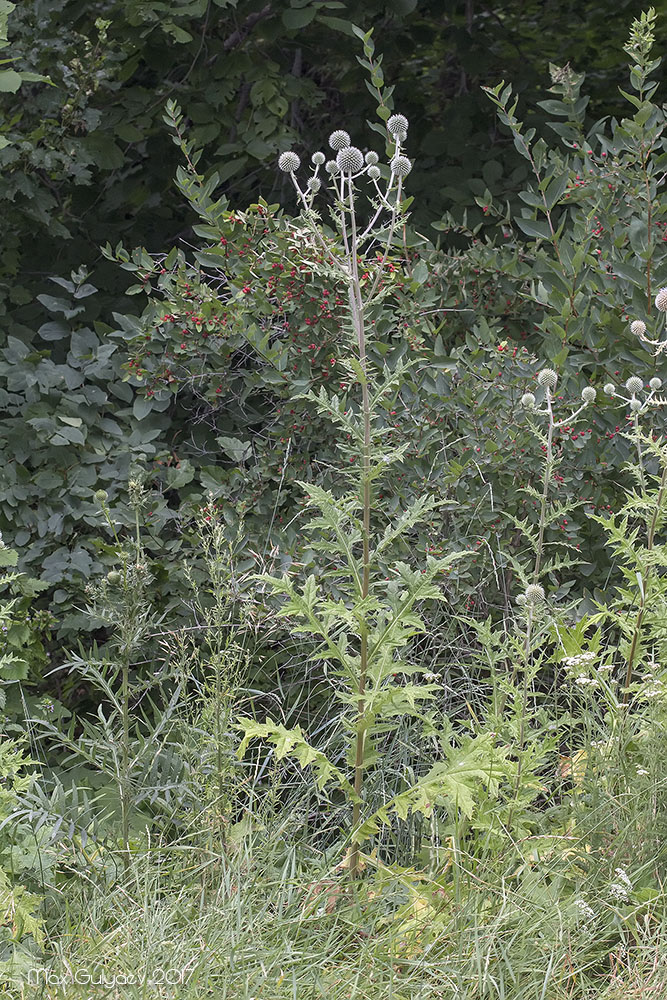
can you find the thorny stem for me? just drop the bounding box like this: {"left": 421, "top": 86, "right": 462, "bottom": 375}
{"left": 534, "top": 388, "right": 555, "bottom": 583}
{"left": 646, "top": 169, "right": 653, "bottom": 315}
{"left": 120, "top": 637, "right": 130, "bottom": 867}
{"left": 634, "top": 411, "right": 646, "bottom": 492}
{"left": 347, "top": 172, "right": 372, "bottom": 881}
{"left": 507, "top": 604, "right": 533, "bottom": 830}
{"left": 623, "top": 461, "right": 667, "bottom": 703}
{"left": 367, "top": 175, "right": 402, "bottom": 302}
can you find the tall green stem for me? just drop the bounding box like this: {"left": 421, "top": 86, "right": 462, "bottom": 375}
{"left": 623, "top": 461, "right": 667, "bottom": 702}
{"left": 534, "top": 389, "right": 554, "bottom": 583}
{"left": 120, "top": 636, "right": 130, "bottom": 867}
{"left": 347, "top": 174, "right": 372, "bottom": 881}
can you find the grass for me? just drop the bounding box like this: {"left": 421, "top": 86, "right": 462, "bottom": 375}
{"left": 6, "top": 766, "right": 665, "bottom": 1000}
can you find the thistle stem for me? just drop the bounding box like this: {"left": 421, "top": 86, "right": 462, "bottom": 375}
{"left": 534, "top": 389, "right": 555, "bottom": 583}
{"left": 347, "top": 172, "right": 371, "bottom": 881}
{"left": 623, "top": 461, "right": 667, "bottom": 702}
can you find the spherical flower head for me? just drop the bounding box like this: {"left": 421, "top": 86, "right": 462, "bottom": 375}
{"left": 329, "top": 129, "right": 351, "bottom": 151}
{"left": 391, "top": 154, "right": 412, "bottom": 178}
{"left": 525, "top": 583, "right": 545, "bottom": 604}
{"left": 631, "top": 319, "right": 646, "bottom": 337}
{"left": 307, "top": 177, "right": 321, "bottom": 193}
{"left": 604, "top": 382, "right": 615, "bottom": 395}
{"left": 630, "top": 398, "right": 643, "bottom": 412}
{"left": 325, "top": 159, "right": 339, "bottom": 175}
{"left": 655, "top": 287, "right": 667, "bottom": 312}
{"left": 516, "top": 594, "right": 527, "bottom": 607}
{"left": 311, "top": 151, "right": 325, "bottom": 166}
{"left": 625, "top": 376, "right": 643, "bottom": 394}
{"left": 521, "top": 392, "right": 536, "bottom": 408}
{"left": 365, "top": 150, "right": 379, "bottom": 165}
{"left": 581, "top": 386, "right": 596, "bottom": 404}
{"left": 650, "top": 377, "right": 662, "bottom": 391}
{"left": 537, "top": 368, "right": 558, "bottom": 390}
{"left": 367, "top": 165, "right": 381, "bottom": 181}
{"left": 278, "top": 151, "right": 300, "bottom": 173}
{"left": 336, "top": 146, "right": 364, "bottom": 173}
{"left": 387, "top": 113, "right": 409, "bottom": 137}
{"left": 94, "top": 489, "right": 108, "bottom": 503}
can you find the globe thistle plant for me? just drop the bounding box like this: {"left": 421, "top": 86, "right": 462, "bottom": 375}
{"left": 628, "top": 310, "right": 667, "bottom": 356}
{"left": 250, "top": 95, "right": 459, "bottom": 882}
{"left": 518, "top": 367, "right": 597, "bottom": 614}
{"left": 524, "top": 583, "right": 545, "bottom": 605}
{"left": 278, "top": 151, "right": 301, "bottom": 174}
{"left": 329, "top": 129, "right": 351, "bottom": 150}
{"left": 387, "top": 113, "right": 409, "bottom": 136}
{"left": 604, "top": 373, "right": 663, "bottom": 414}
{"left": 605, "top": 374, "right": 665, "bottom": 489}
{"left": 509, "top": 369, "right": 596, "bottom": 824}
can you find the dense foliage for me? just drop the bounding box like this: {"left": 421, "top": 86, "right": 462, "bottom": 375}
{"left": 1, "top": 4, "right": 667, "bottom": 998}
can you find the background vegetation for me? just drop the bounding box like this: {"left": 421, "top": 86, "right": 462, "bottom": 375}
{"left": 1, "top": 2, "right": 667, "bottom": 997}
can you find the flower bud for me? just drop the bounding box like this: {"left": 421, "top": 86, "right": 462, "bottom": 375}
{"left": 625, "top": 376, "right": 643, "bottom": 394}
{"left": 581, "top": 386, "right": 596, "bottom": 403}
{"left": 94, "top": 489, "right": 108, "bottom": 503}
{"left": 307, "top": 177, "right": 321, "bottom": 193}
{"left": 537, "top": 368, "right": 558, "bottom": 389}
{"left": 521, "top": 392, "right": 536, "bottom": 408}
{"left": 525, "top": 583, "right": 545, "bottom": 604}
{"left": 365, "top": 151, "right": 379, "bottom": 165}
{"left": 631, "top": 319, "right": 646, "bottom": 337}
{"left": 311, "top": 151, "right": 325, "bottom": 165}
{"left": 390, "top": 155, "right": 412, "bottom": 177}
{"left": 367, "top": 165, "right": 381, "bottom": 181}
{"left": 655, "top": 287, "right": 667, "bottom": 312}
{"left": 328, "top": 129, "right": 351, "bottom": 151}
{"left": 387, "top": 113, "right": 409, "bottom": 136}
{"left": 649, "top": 377, "right": 662, "bottom": 390}
{"left": 107, "top": 570, "right": 121, "bottom": 585}
{"left": 325, "top": 159, "right": 339, "bottom": 174}
{"left": 630, "top": 398, "right": 642, "bottom": 412}
{"left": 604, "top": 383, "right": 615, "bottom": 395}
{"left": 336, "top": 146, "right": 364, "bottom": 173}
{"left": 516, "top": 594, "right": 527, "bottom": 606}
{"left": 278, "top": 151, "right": 300, "bottom": 173}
